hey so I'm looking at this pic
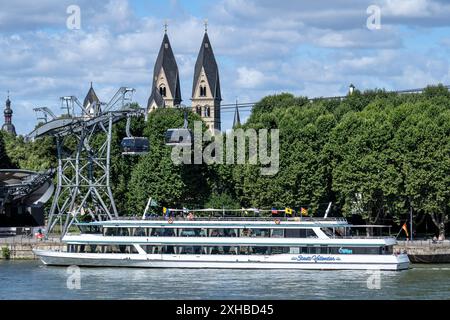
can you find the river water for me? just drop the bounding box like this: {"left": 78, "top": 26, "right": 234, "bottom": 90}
{"left": 0, "top": 261, "right": 449, "bottom": 300}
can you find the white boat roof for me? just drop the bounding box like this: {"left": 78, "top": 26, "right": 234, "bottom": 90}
{"left": 77, "top": 218, "right": 353, "bottom": 229}
{"left": 63, "top": 234, "right": 397, "bottom": 246}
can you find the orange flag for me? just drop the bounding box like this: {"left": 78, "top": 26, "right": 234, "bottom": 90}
{"left": 402, "top": 223, "right": 409, "bottom": 237}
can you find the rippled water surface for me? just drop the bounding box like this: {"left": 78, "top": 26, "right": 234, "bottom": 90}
{"left": 1, "top": 261, "right": 449, "bottom": 300}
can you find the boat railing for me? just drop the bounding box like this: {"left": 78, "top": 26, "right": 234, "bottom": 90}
{"left": 306, "top": 235, "right": 393, "bottom": 240}
{"left": 115, "top": 216, "right": 349, "bottom": 223}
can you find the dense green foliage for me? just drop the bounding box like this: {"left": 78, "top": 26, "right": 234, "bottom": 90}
{"left": 2, "top": 85, "right": 449, "bottom": 237}
{"left": 235, "top": 86, "right": 449, "bottom": 238}
{"left": 0, "top": 131, "right": 55, "bottom": 170}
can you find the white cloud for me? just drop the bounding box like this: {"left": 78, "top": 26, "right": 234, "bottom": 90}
{"left": 382, "top": 0, "right": 436, "bottom": 17}
{"left": 236, "top": 67, "right": 266, "bottom": 89}
{"left": 1, "top": 0, "right": 450, "bottom": 135}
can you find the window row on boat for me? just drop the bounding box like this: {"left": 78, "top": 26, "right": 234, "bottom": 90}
{"left": 97, "top": 227, "right": 319, "bottom": 238}
{"left": 66, "top": 244, "right": 393, "bottom": 255}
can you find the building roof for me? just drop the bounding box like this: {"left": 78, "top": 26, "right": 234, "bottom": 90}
{"left": 148, "top": 86, "right": 165, "bottom": 109}
{"left": 83, "top": 83, "right": 100, "bottom": 108}
{"left": 1, "top": 123, "right": 16, "bottom": 135}
{"left": 233, "top": 103, "right": 241, "bottom": 128}
{"left": 192, "top": 32, "right": 221, "bottom": 101}
{"left": 2, "top": 96, "right": 16, "bottom": 136}
{"left": 148, "top": 33, "right": 182, "bottom": 108}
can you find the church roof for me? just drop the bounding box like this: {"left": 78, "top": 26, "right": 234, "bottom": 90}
{"left": 83, "top": 83, "right": 100, "bottom": 108}
{"left": 2, "top": 123, "right": 16, "bottom": 135}
{"left": 3, "top": 95, "right": 16, "bottom": 136}
{"left": 233, "top": 103, "right": 241, "bottom": 128}
{"left": 192, "top": 32, "right": 221, "bottom": 101}
{"left": 147, "top": 86, "right": 165, "bottom": 109}
{"left": 148, "top": 33, "right": 182, "bottom": 108}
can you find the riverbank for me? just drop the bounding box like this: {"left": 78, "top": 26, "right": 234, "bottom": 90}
{"left": 1, "top": 237, "right": 450, "bottom": 262}
{"left": 396, "top": 240, "right": 450, "bottom": 263}
{"left": 0, "top": 236, "right": 63, "bottom": 260}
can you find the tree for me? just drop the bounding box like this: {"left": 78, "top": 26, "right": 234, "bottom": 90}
{"left": 0, "top": 132, "right": 12, "bottom": 168}
{"left": 393, "top": 102, "right": 450, "bottom": 239}
{"left": 126, "top": 108, "right": 209, "bottom": 213}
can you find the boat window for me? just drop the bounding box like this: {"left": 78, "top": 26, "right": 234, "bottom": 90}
{"left": 382, "top": 246, "right": 393, "bottom": 254}
{"left": 271, "top": 229, "right": 284, "bottom": 238}
{"left": 253, "top": 246, "right": 270, "bottom": 254}
{"left": 270, "top": 247, "right": 290, "bottom": 254}
{"left": 163, "top": 246, "right": 175, "bottom": 254}
{"left": 285, "top": 229, "right": 317, "bottom": 238}
{"left": 133, "top": 227, "right": 146, "bottom": 236}
{"left": 289, "top": 247, "right": 300, "bottom": 254}
{"left": 222, "top": 246, "right": 234, "bottom": 254}
{"left": 351, "top": 247, "right": 379, "bottom": 254}
{"left": 78, "top": 225, "right": 102, "bottom": 234}
{"left": 206, "top": 228, "right": 235, "bottom": 237}
{"left": 253, "top": 229, "right": 270, "bottom": 237}
{"left": 240, "top": 228, "right": 252, "bottom": 237}
{"left": 151, "top": 228, "right": 175, "bottom": 236}
{"left": 326, "top": 246, "right": 383, "bottom": 255}
{"left": 180, "top": 228, "right": 198, "bottom": 237}
{"left": 105, "top": 228, "right": 117, "bottom": 236}
{"left": 163, "top": 229, "right": 175, "bottom": 237}
{"left": 239, "top": 246, "right": 252, "bottom": 254}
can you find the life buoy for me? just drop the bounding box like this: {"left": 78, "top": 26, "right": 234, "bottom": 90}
{"left": 274, "top": 219, "right": 281, "bottom": 225}
{"left": 168, "top": 218, "right": 174, "bottom": 224}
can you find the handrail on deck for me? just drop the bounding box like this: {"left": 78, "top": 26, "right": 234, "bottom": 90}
{"left": 76, "top": 216, "right": 350, "bottom": 224}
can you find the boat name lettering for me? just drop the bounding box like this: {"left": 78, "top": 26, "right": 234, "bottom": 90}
{"left": 291, "top": 255, "right": 341, "bottom": 262}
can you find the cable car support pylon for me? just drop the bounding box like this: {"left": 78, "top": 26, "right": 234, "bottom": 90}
{"left": 27, "top": 87, "right": 147, "bottom": 236}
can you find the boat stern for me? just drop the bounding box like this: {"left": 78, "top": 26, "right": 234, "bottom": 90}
{"left": 394, "top": 253, "right": 410, "bottom": 270}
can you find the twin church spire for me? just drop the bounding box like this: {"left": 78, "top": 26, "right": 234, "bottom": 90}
{"left": 147, "top": 23, "right": 221, "bottom": 132}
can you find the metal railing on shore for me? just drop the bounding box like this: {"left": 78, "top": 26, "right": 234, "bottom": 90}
{"left": 0, "top": 235, "right": 61, "bottom": 245}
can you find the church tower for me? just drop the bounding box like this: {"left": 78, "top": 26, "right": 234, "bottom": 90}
{"left": 233, "top": 99, "right": 241, "bottom": 128}
{"left": 191, "top": 25, "right": 221, "bottom": 133}
{"left": 2, "top": 93, "right": 16, "bottom": 136}
{"left": 147, "top": 27, "right": 182, "bottom": 112}
{"left": 83, "top": 82, "right": 101, "bottom": 117}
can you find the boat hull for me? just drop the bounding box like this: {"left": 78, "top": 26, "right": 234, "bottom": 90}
{"left": 33, "top": 250, "right": 410, "bottom": 270}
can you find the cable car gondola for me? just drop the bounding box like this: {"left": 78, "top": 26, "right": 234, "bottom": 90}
{"left": 121, "top": 116, "right": 149, "bottom": 155}
{"left": 165, "top": 107, "right": 193, "bottom": 147}
{"left": 121, "top": 137, "right": 149, "bottom": 155}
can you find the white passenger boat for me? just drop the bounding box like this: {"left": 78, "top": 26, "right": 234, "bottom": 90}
{"left": 34, "top": 216, "right": 409, "bottom": 270}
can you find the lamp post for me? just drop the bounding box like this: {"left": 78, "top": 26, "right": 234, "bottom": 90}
{"left": 410, "top": 205, "right": 413, "bottom": 241}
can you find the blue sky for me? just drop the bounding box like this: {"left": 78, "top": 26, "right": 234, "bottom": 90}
{"left": 1, "top": 0, "right": 450, "bottom": 135}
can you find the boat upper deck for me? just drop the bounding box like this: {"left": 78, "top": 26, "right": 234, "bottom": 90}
{"left": 76, "top": 217, "right": 353, "bottom": 229}
{"left": 75, "top": 217, "right": 392, "bottom": 231}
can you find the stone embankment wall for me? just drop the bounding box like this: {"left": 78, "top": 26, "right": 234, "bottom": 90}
{"left": 0, "top": 237, "right": 63, "bottom": 260}
{"left": 395, "top": 240, "right": 450, "bottom": 263}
